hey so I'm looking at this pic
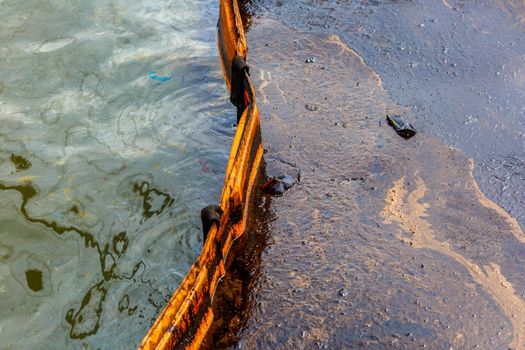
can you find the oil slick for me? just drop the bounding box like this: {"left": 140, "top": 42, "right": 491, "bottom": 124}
{"left": 10, "top": 154, "right": 32, "bottom": 172}
{"left": 25, "top": 269, "right": 44, "bottom": 292}
{"left": 466, "top": 159, "right": 525, "bottom": 245}
{"left": 0, "top": 0, "right": 230, "bottom": 348}
{"left": 382, "top": 176, "right": 525, "bottom": 350}
{"left": 209, "top": 5, "right": 525, "bottom": 348}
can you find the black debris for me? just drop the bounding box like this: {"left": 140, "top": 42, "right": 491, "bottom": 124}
{"left": 305, "top": 103, "right": 320, "bottom": 111}
{"left": 386, "top": 115, "right": 417, "bottom": 139}
{"left": 262, "top": 175, "right": 296, "bottom": 196}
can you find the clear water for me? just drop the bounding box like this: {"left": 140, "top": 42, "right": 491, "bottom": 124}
{"left": 0, "top": 0, "right": 232, "bottom": 348}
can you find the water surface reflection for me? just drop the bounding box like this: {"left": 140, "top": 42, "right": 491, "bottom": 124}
{"left": 0, "top": 0, "right": 232, "bottom": 348}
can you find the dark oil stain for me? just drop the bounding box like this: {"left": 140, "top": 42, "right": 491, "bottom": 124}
{"left": 118, "top": 294, "right": 129, "bottom": 311}
{"left": 133, "top": 181, "right": 174, "bottom": 222}
{"left": 70, "top": 205, "right": 80, "bottom": 214}
{"left": 100, "top": 248, "right": 115, "bottom": 281}
{"left": 66, "top": 281, "right": 108, "bottom": 339}
{"left": 118, "top": 294, "right": 139, "bottom": 315}
{"left": 10, "top": 154, "right": 32, "bottom": 172}
{"left": 112, "top": 231, "right": 129, "bottom": 257}
{"left": 0, "top": 181, "right": 140, "bottom": 339}
{"left": 0, "top": 182, "right": 99, "bottom": 250}
{"left": 25, "top": 269, "right": 43, "bottom": 292}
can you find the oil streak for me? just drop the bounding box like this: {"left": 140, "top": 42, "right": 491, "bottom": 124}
{"left": 382, "top": 176, "right": 525, "bottom": 350}
{"left": 0, "top": 181, "right": 162, "bottom": 339}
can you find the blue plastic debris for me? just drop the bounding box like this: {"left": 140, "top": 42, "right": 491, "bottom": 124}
{"left": 148, "top": 72, "right": 173, "bottom": 82}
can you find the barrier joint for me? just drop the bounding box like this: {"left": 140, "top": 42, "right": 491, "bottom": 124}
{"left": 201, "top": 205, "right": 223, "bottom": 243}
{"left": 230, "top": 55, "right": 250, "bottom": 123}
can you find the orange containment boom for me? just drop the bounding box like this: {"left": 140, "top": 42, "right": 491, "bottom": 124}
{"left": 138, "top": 0, "right": 262, "bottom": 349}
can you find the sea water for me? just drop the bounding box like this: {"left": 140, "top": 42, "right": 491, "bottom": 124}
{"left": 0, "top": 0, "right": 232, "bottom": 348}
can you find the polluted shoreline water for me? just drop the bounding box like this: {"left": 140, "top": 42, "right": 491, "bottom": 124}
{"left": 245, "top": 0, "right": 525, "bottom": 229}
{"left": 0, "top": 1, "right": 232, "bottom": 349}
{"left": 202, "top": 4, "right": 525, "bottom": 348}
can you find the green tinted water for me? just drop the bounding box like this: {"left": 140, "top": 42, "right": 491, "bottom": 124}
{"left": 0, "top": 0, "right": 231, "bottom": 348}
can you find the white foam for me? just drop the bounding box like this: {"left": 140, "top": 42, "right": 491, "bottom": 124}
{"left": 34, "top": 37, "right": 76, "bottom": 53}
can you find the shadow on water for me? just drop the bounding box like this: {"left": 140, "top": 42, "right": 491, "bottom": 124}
{"left": 204, "top": 2, "right": 525, "bottom": 348}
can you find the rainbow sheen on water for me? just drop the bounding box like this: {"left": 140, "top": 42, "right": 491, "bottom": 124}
{"left": 0, "top": 0, "right": 232, "bottom": 348}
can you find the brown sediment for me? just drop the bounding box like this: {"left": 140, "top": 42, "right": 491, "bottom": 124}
{"left": 382, "top": 176, "right": 525, "bottom": 350}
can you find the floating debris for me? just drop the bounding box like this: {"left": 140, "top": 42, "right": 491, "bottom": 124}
{"left": 148, "top": 71, "right": 173, "bottom": 82}
{"left": 464, "top": 115, "right": 478, "bottom": 125}
{"left": 197, "top": 158, "right": 214, "bottom": 175}
{"left": 338, "top": 288, "right": 349, "bottom": 297}
{"left": 262, "top": 175, "right": 296, "bottom": 196}
{"left": 305, "top": 57, "right": 317, "bottom": 63}
{"left": 305, "top": 103, "right": 320, "bottom": 112}
{"left": 386, "top": 115, "right": 417, "bottom": 139}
